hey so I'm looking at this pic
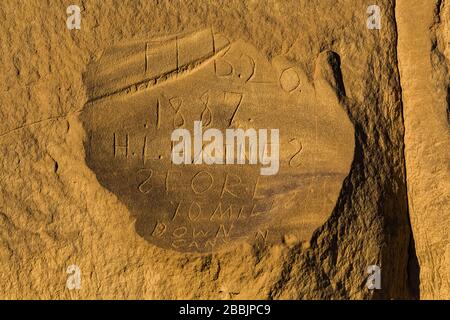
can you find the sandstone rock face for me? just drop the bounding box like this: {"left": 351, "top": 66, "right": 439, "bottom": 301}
{"left": 82, "top": 30, "right": 354, "bottom": 253}
{"left": 397, "top": 0, "right": 450, "bottom": 299}
{"left": 0, "top": 0, "right": 446, "bottom": 299}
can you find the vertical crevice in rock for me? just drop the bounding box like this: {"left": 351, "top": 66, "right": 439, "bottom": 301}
{"left": 393, "top": 0, "right": 421, "bottom": 299}
{"left": 396, "top": 0, "right": 450, "bottom": 299}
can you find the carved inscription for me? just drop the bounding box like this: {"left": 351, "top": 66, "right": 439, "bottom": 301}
{"left": 81, "top": 29, "right": 355, "bottom": 252}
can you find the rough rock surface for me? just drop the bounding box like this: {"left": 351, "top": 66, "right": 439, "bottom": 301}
{"left": 0, "top": 0, "right": 446, "bottom": 299}
{"left": 397, "top": 0, "right": 450, "bottom": 299}
{"left": 81, "top": 31, "right": 355, "bottom": 253}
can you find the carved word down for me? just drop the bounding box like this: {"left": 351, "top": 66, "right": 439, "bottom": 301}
{"left": 81, "top": 29, "right": 355, "bottom": 253}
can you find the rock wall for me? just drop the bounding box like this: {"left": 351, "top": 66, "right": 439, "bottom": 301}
{"left": 0, "top": 0, "right": 446, "bottom": 299}
{"left": 396, "top": 0, "right": 450, "bottom": 299}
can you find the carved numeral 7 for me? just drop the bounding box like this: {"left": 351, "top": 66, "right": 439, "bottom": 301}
{"left": 224, "top": 92, "right": 243, "bottom": 127}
